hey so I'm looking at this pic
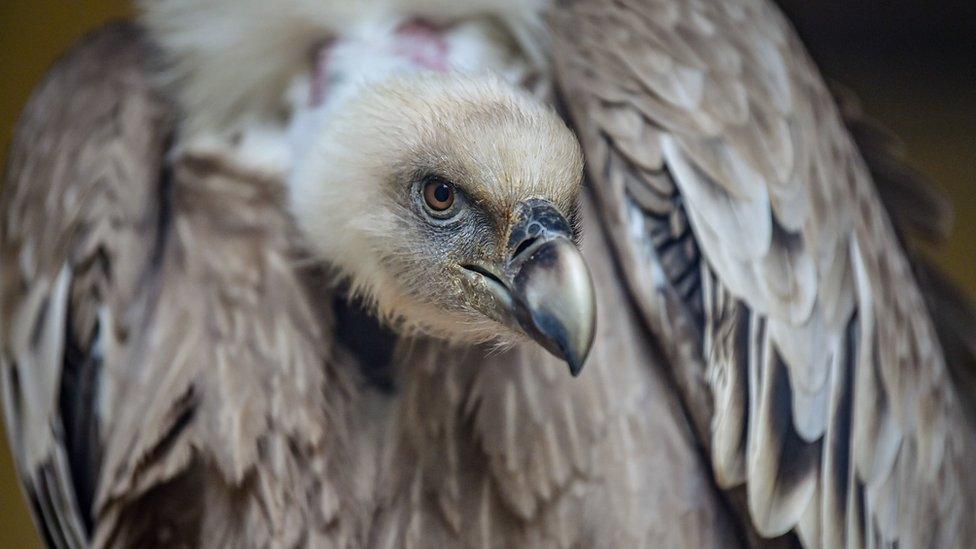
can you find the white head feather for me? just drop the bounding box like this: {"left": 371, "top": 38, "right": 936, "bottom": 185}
{"left": 140, "top": 0, "right": 584, "bottom": 345}
{"left": 289, "top": 72, "right": 583, "bottom": 341}
{"left": 139, "top": 0, "right": 550, "bottom": 136}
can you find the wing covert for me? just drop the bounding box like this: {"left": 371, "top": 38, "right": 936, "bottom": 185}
{"left": 2, "top": 22, "right": 358, "bottom": 547}
{"left": 0, "top": 23, "right": 171, "bottom": 546}
{"left": 549, "top": 0, "right": 976, "bottom": 546}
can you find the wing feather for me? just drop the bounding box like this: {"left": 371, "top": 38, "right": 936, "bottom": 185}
{"left": 0, "top": 23, "right": 168, "bottom": 546}
{"left": 550, "top": 0, "right": 976, "bottom": 546}
{"left": 1, "top": 23, "right": 358, "bottom": 547}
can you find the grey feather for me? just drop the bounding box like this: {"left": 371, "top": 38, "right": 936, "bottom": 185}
{"left": 2, "top": 1, "right": 974, "bottom": 548}
{"left": 550, "top": 0, "right": 976, "bottom": 547}
{"left": 1, "top": 23, "right": 359, "bottom": 548}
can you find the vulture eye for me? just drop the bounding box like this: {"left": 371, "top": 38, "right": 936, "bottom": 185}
{"left": 423, "top": 178, "right": 456, "bottom": 212}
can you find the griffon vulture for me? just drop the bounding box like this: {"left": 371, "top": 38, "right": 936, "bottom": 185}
{"left": 2, "top": 0, "right": 974, "bottom": 547}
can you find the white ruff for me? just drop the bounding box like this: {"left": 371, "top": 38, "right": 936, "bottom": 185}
{"left": 139, "top": 0, "right": 577, "bottom": 344}
{"left": 139, "top": 0, "right": 550, "bottom": 137}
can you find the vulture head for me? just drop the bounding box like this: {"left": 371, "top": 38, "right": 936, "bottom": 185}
{"left": 289, "top": 74, "right": 596, "bottom": 375}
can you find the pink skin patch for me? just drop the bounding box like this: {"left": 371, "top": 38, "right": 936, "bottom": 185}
{"left": 309, "top": 19, "right": 450, "bottom": 107}
{"left": 310, "top": 38, "right": 335, "bottom": 107}
{"left": 393, "top": 19, "right": 450, "bottom": 72}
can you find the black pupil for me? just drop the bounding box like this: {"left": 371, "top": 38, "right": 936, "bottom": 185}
{"left": 433, "top": 183, "right": 451, "bottom": 203}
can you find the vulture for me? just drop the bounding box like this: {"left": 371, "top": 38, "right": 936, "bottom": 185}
{"left": 2, "top": 0, "right": 974, "bottom": 547}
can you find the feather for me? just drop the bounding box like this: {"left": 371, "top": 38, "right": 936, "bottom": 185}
{"left": 550, "top": 0, "right": 976, "bottom": 546}
{"left": 1, "top": 23, "right": 358, "bottom": 547}
{"left": 5, "top": 1, "right": 974, "bottom": 547}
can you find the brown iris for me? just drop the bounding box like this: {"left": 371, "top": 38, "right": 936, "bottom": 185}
{"left": 423, "top": 179, "right": 455, "bottom": 211}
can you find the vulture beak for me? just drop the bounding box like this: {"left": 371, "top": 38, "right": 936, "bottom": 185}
{"left": 463, "top": 199, "right": 597, "bottom": 376}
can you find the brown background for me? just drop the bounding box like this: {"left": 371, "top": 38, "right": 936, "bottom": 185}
{"left": 0, "top": 1, "right": 973, "bottom": 546}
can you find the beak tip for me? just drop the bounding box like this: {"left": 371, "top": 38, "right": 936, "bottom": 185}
{"left": 562, "top": 322, "right": 594, "bottom": 377}
{"left": 567, "top": 356, "right": 585, "bottom": 377}
{"left": 529, "top": 315, "right": 593, "bottom": 378}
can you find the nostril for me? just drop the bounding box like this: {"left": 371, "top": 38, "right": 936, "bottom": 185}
{"left": 512, "top": 237, "right": 539, "bottom": 261}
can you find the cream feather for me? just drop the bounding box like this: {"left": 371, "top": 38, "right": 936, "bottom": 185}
{"left": 2, "top": 1, "right": 974, "bottom": 547}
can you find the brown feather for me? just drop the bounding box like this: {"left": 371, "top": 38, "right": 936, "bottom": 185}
{"left": 1, "top": 23, "right": 360, "bottom": 547}
{"left": 549, "top": 0, "right": 976, "bottom": 547}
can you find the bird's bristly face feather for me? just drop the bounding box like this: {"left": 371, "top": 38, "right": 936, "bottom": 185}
{"left": 289, "top": 74, "right": 595, "bottom": 373}
{"left": 139, "top": 0, "right": 593, "bottom": 372}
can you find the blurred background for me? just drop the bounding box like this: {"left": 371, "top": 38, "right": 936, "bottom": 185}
{"left": 0, "top": 1, "right": 972, "bottom": 546}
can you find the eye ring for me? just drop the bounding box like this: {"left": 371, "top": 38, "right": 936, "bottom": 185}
{"left": 423, "top": 178, "right": 456, "bottom": 212}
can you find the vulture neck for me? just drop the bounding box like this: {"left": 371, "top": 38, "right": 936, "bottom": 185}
{"left": 141, "top": 0, "right": 550, "bottom": 142}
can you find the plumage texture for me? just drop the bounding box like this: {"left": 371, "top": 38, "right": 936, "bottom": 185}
{"left": 138, "top": 0, "right": 550, "bottom": 136}
{"left": 289, "top": 73, "right": 584, "bottom": 341}
{"left": 549, "top": 0, "right": 976, "bottom": 546}
{"left": 2, "top": 1, "right": 974, "bottom": 548}
{"left": 1, "top": 25, "right": 360, "bottom": 547}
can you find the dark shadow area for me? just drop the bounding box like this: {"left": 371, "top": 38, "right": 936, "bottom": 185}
{"left": 777, "top": 0, "right": 976, "bottom": 295}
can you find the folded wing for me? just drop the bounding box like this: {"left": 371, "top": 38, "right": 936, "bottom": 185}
{"left": 1, "top": 23, "right": 355, "bottom": 547}
{"left": 549, "top": 1, "right": 976, "bottom": 546}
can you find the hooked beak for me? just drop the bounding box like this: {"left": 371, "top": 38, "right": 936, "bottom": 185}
{"left": 462, "top": 200, "right": 596, "bottom": 376}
